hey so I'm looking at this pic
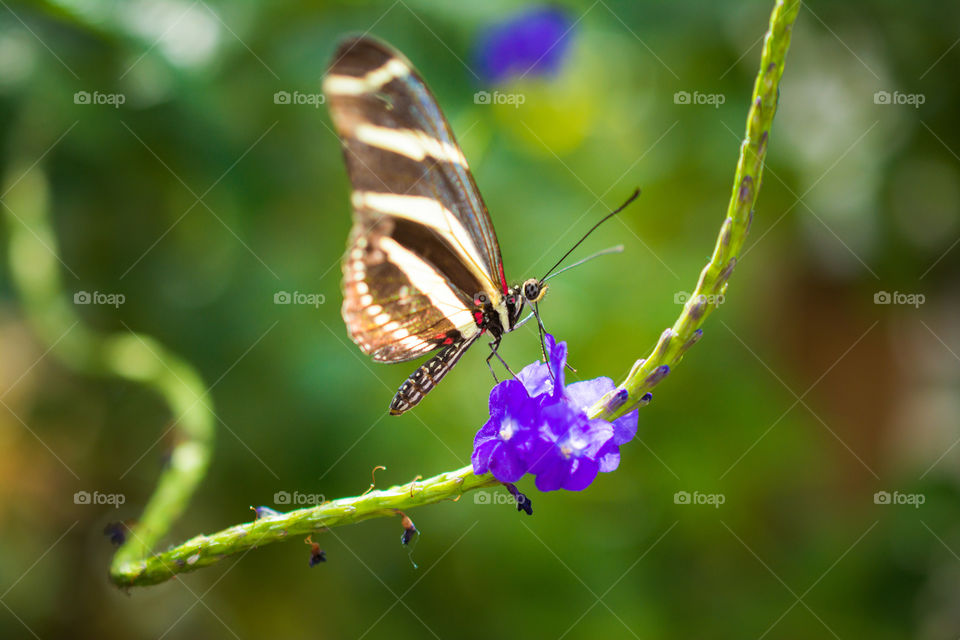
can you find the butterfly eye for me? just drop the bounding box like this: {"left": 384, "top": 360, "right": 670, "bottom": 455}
{"left": 524, "top": 283, "right": 539, "bottom": 300}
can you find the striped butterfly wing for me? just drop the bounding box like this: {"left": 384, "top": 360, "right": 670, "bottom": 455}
{"left": 324, "top": 37, "right": 506, "bottom": 413}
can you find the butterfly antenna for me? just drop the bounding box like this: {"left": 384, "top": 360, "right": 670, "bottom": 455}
{"left": 543, "top": 245, "right": 624, "bottom": 282}
{"left": 540, "top": 188, "right": 640, "bottom": 282}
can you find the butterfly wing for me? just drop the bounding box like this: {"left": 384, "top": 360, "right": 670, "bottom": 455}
{"left": 341, "top": 221, "right": 478, "bottom": 362}
{"left": 325, "top": 36, "right": 507, "bottom": 363}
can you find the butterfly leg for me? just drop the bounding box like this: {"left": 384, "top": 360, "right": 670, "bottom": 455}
{"left": 533, "top": 302, "right": 575, "bottom": 374}
{"left": 485, "top": 352, "right": 500, "bottom": 383}
{"left": 485, "top": 336, "right": 516, "bottom": 383}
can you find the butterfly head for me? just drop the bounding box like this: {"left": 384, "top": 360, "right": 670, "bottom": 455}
{"left": 521, "top": 278, "right": 548, "bottom": 305}
{"left": 500, "top": 278, "right": 548, "bottom": 329}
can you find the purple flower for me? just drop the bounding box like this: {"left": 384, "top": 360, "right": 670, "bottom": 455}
{"left": 474, "top": 6, "right": 574, "bottom": 85}
{"left": 472, "top": 380, "right": 541, "bottom": 482}
{"left": 472, "top": 334, "right": 640, "bottom": 492}
{"left": 528, "top": 403, "right": 619, "bottom": 491}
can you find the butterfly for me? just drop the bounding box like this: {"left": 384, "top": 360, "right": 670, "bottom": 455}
{"left": 323, "top": 36, "right": 636, "bottom": 415}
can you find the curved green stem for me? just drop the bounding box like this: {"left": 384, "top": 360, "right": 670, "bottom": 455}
{"left": 2, "top": 163, "right": 215, "bottom": 585}
{"left": 3, "top": 0, "right": 800, "bottom": 588}
{"left": 588, "top": 0, "right": 801, "bottom": 420}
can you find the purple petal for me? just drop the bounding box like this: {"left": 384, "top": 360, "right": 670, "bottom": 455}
{"left": 533, "top": 456, "right": 567, "bottom": 492}
{"left": 539, "top": 401, "right": 581, "bottom": 440}
{"left": 565, "top": 377, "right": 615, "bottom": 412}
{"left": 488, "top": 442, "right": 528, "bottom": 483}
{"left": 545, "top": 334, "right": 567, "bottom": 394}
{"left": 471, "top": 438, "right": 498, "bottom": 474}
{"left": 517, "top": 360, "right": 553, "bottom": 398}
{"left": 610, "top": 409, "right": 639, "bottom": 445}
{"left": 489, "top": 379, "right": 528, "bottom": 417}
{"left": 563, "top": 457, "right": 599, "bottom": 491}
{"left": 570, "top": 419, "right": 614, "bottom": 458}
{"left": 597, "top": 441, "right": 621, "bottom": 473}
{"left": 473, "top": 417, "right": 498, "bottom": 445}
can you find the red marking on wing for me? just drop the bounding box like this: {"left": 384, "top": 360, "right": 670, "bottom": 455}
{"left": 498, "top": 263, "right": 508, "bottom": 295}
{"left": 473, "top": 310, "right": 484, "bottom": 326}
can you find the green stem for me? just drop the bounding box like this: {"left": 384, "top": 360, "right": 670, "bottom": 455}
{"left": 3, "top": 0, "right": 800, "bottom": 589}
{"left": 591, "top": 0, "right": 801, "bottom": 421}
{"left": 2, "top": 164, "right": 215, "bottom": 585}
{"left": 120, "top": 467, "right": 498, "bottom": 587}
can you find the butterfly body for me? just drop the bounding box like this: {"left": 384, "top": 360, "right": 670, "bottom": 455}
{"left": 324, "top": 37, "right": 546, "bottom": 415}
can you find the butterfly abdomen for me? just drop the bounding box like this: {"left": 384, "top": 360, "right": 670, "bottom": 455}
{"left": 389, "top": 335, "right": 480, "bottom": 415}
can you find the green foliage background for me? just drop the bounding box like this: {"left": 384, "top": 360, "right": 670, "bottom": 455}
{"left": 1, "top": 1, "right": 959, "bottom": 638}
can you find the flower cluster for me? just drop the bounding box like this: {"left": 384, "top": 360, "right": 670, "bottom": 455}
{"left": 472, "top": 335, "right": 639, "bottom": 492}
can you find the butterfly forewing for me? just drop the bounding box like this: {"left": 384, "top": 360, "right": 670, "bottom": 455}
{"left": 325, "top": 36, "right": 509, "bottom": 412}
{"left": 325, "top": 37, "right": 506, "bottom": 294}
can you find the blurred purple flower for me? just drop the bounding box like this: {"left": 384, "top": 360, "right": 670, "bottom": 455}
{"left": 472, "top": 334, "right": 639, "bottom": 492}
{"left": 474, "top": 6, "right": 574, "bottom": 84}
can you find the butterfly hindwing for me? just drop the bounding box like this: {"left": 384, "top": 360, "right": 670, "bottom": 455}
{"left": 342, "top": 222, "right": 477, "bottom": 362}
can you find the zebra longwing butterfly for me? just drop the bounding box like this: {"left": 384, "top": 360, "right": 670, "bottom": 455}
{"left": 324, "top": 36, "right": 633, "bottom": 415}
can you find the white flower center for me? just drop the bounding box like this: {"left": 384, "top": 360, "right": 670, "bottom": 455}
{"left": 499, "top": 418, "right": 517, "bottom": 441}
{"left": 560, "top": 434, "right": 587, "bottom": 458}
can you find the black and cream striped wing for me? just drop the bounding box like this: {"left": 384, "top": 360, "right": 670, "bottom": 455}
{"left": 325, "top": 36, "right": 506, "bottom": 362}
{"left": 341, "top": 220, "right": 479, "bottom": 362}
